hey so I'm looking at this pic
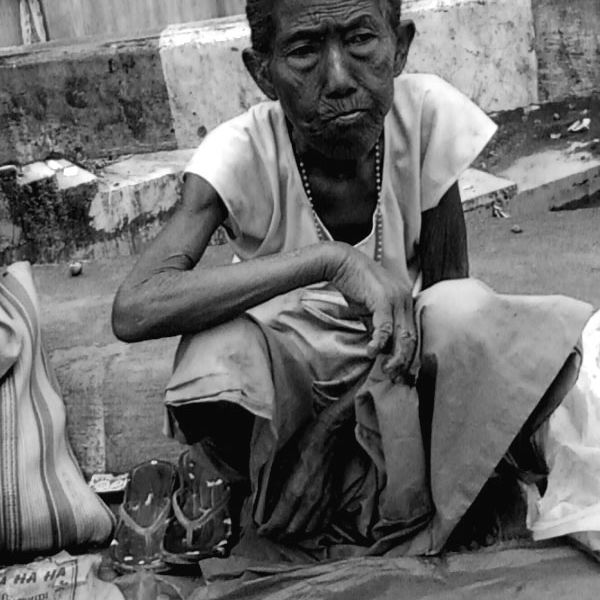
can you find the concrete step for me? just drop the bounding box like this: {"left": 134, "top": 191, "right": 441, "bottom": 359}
{"left": 3, "top": 134, "right": 599, "bottom": 266}
{"left": 91, "top": 160, "right": 519, "bottom": 229}
{"left": 0, "top": 151, "right": 519, "bottom": 265}
{"left": 460, "top": 168, "right": 516, "bottom": 213}
{"left": 498, "top": 142, "right": 600, "bottom": 217}
{"left": 0, "top": 150, "right": 228, "bottom": 265}
{"left": 0, "top": 159, "right": 100, "bottom": 263}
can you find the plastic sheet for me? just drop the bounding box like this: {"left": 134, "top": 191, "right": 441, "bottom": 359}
{"left": 527, "top": 310, "right": 600, "bottom": 550}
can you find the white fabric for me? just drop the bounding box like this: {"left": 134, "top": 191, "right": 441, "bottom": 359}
{"left": 185, "top": 73, "right": 497, "bottom": 283}
{"left": 184, "top": 74, "right": 496, "bottom": 384}
{"left": 527, "top": 310, "right": 600, "bottom": 547}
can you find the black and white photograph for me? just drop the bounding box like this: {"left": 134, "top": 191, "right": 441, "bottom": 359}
{"left": 0, "top": 0, "right": 599, "bottom": 598}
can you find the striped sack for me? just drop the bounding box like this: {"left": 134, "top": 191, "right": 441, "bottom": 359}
{"left": 0, "top": 261, "right": 115, "bottom": 556}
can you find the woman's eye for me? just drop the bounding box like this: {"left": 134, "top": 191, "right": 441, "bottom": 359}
{"left": 286, "top": 44, "right": 320, "bottom": 68}
{"left": 288, "top": 44, "right": 317, "bottom": 58}
{"left": 347, "top": 32, "right": 376, "bottom": 45}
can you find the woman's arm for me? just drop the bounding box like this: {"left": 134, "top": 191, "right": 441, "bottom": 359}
{"left": 420, "top": 182, "right": 469, "bottom": 290}
{"left": 112, "top": 174, "right": 343, "bottom": 342}
{"left": 112, "top": 174, "right": 414, "bottom": 378}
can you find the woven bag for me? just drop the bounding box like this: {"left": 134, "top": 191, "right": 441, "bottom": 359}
{"left": 0, "top": 262, "right": 114, "bottom": 556}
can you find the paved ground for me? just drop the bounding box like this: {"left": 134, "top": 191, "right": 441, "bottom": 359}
{"left": 26, "top": 204, "right": 600, "bottom": 596}
{"left": 32, "top": 205, "right": 600, "bottom": 476}
{"left": 475, "top": 93, "right": 600, "bottom": 173}
{"left": 467, "top": 205, "right": 600, "bottom": 305}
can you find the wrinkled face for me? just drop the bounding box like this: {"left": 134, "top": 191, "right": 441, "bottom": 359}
{"left": 268, "top": 0, "right": 401, "bottom": 159}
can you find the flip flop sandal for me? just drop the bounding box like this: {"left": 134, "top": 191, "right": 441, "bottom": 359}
{"left": 161, "top": 450, "right": 233, "bottom": 565}
{"left": 109, "top": 459, "right": 177, "bottom": 573}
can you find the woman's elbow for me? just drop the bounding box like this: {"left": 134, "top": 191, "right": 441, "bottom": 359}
{"left": 111, "top": 288, "right": 148, "bottom": 343}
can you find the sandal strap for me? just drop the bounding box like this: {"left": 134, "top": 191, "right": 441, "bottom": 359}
{"left": 119, "top": 501, "right": 171, "bottom": 550}
{"left": 171, "top": 487, "right": 231, "bottom": 547}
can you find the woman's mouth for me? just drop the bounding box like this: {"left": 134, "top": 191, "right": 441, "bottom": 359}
{"left": 327, "top": 109, "right": 367, "bottom": 124}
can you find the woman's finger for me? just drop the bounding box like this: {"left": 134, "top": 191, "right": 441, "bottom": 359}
{"left": 383, "top": 299, "right": 417, "bottom": 379}
{"left": 366, "top": 301, "right": 394, "bottom": 358}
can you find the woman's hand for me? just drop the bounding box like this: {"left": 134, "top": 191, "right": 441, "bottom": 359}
{"left": 258, "top": 423, "right": 337, "bottom": 540}
{"left": 325, "top": 243, "right": 417, "bottom": 382}
{"left": 258, "top": 395, "right": 355, "bottom": 541}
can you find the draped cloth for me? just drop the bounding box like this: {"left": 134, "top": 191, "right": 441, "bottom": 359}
{"left": 165, "top": 278, "right": 593, "bottom": 558}
{"left": 164, "top": 72, "right": 593, "bottom": 562}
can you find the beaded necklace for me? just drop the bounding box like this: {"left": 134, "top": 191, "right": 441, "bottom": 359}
{"left": 297, "top": 141, "right": 384, "bottom": 263}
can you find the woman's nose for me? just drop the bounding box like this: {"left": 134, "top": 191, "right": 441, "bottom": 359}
{"left": 323, "top": 43, "right": 356, "bottom": 98}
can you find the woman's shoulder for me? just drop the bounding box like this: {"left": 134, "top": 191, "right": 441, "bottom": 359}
{"left": 389, "top": 74, "right": 497, "bottom": 212}
{"left": 204, "top": 101, "right": 285, "bottom": 147}
{"left": 391, "top": 73, "right": 496, "bottom": 148}
{"left": 185, "top": 100, "right": 285, "bottom": 187}
{"left": 394, "top": 72, "right": 450, "bottom": 95}
{"left": 184, "top": 101, "right": 288, "bottom": 257}
{"left": 392, "top": 73, "right": 471, "bottom": 117}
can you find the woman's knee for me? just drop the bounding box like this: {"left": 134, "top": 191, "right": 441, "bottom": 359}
{"left": 167, "top": 315, "right": 276, "bottom": 421}
{"left": 175, "top": 315, "right": 267, "bottom": 365}
{"left": 417, "top": 278, "right": 492, "bottom": 339}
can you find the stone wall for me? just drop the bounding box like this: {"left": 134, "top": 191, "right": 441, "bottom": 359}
{"left": 2, "top": 0, "right": 599, "bottom": 168}
{"left": 532, "top": 0, "right": 600, "bottom": 102}
{"left": 0, "top": 0, "right": 247, "bottom": 48}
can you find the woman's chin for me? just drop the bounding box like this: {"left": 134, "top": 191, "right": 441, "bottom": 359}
{"left": 316, "top": 133, "right": 381, "bottom": 160}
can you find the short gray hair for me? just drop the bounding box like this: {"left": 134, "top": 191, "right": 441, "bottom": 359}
{"left": 246, "top": 0, "right": 402, "bottom": 54}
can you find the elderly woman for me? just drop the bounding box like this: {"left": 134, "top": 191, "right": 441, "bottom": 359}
{"left": 112, "top": 0, "right": 591, "bottom": 564}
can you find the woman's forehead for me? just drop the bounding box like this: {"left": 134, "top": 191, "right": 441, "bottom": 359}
{"left": 273, "top": 0, "right": 387, "bottom": 34}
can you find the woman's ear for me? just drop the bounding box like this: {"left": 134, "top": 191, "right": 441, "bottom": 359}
{"left": 242, "top": 48, "right": 278, "bottom": 100}
{"left": 393, "top": 19, "right": 416, "bottom": 77}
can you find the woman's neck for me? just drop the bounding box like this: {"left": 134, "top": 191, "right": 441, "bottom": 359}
{"left": 293, "top": 138, "right": 379, "bottom": 183}
{"left": 287, "top": 120, "right": 381, "bottom": 181}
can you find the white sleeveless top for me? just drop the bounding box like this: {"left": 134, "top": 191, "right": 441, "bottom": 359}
{"left": 185, "top": 74, "right": 497, "bottom": 382}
